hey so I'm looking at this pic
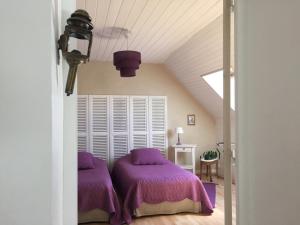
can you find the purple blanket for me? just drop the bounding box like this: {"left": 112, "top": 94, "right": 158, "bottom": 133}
{"left": 112, "top": 155, "right": 213, "bottom": 224}
{"left": 78, "top": 158, "right": 121, "bottom": 225}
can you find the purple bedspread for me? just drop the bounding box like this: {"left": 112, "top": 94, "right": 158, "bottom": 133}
{"left": 78, "top": 158, "right": 121, "bottom": 225}
{"left": 112, "top": 155, "right": 213, "bottom": 224}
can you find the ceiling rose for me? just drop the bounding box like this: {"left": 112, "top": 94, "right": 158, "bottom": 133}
{"left": 94, "top": 27, "right": 130, "bottom": 39}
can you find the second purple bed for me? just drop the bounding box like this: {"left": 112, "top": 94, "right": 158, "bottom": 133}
{"left": 78, "top": 152, "right": 121, "bottom": 225}
{"left": 112, "top": 149, "right": 213, "bottom": 224}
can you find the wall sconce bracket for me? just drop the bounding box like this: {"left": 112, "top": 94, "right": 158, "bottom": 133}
{"left": 57, "top": 9, "right": 93, "bottom": 96}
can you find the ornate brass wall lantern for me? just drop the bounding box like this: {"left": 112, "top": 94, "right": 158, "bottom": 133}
{"left": 58, "top": 9, "right": 93, "bottom": 96}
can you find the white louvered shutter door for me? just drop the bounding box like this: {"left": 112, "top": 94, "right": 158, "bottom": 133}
{"left": 77, "top": 95, "right": 89, "bottom": 151}
{"left": 130, "top": 96, "right": 148, "bottom": 149}
{"left": 110, "top": 96, "right": 130, "bottom": 162}
{"left": 89, "top": 96, "right": 109, "bottom": 160}
{"left": 149, "top": 96, "right": 168, "bottom": 156}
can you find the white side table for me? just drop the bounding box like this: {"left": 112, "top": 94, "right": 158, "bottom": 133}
{"left": 172, "top": 144, "right": 196, "bottom": 174}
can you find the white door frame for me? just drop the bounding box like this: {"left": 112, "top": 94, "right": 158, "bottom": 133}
{"left": 223, "top": 0, "right": 233, "bottom": 225}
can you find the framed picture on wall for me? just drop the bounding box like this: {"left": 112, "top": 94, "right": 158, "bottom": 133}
{"left": 187, "top": 114, "right": 195, "bottom": 125}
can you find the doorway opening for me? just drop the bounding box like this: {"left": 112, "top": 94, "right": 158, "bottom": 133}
{"left": 75, "top": 0, "right": 236, "bottom": 225}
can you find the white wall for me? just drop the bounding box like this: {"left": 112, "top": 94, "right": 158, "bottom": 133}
{"left": 78, "top": 62, "right": 217, "bottom": 171}
{"left": 236, "top": 1, "right": 300, "bottom": 225}
{"left": 0, "top": 1, "right": 58, "bottom": 225}
{"left": 0, "top": 1, "right": 76, "bottom": 225}
{"left": 51, "top": 0, "right": 64, "bottom": 225}
{"left": 60, "top": 1, "right": 77, "bottom": 225}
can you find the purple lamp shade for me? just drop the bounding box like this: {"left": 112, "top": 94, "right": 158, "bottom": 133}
{"left": 113, "top": 50, "right": 141, "bottom": 77}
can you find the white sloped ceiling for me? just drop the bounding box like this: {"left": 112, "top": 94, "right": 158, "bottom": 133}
{"left": 77, "top": 0, "right": 223, "bottom": 63}
{"left": 165, "top": 16, "right": 223, "bottom": 118}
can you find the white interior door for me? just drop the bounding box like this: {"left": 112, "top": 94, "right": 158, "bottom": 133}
{"left": 223, "top": 1, "right": 233, "bottom": 225}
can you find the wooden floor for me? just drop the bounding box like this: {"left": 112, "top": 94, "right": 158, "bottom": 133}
{"left": 82, "top": 177, "right": 236, "bottom": 225}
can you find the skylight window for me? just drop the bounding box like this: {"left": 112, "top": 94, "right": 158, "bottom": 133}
{"left": 202, "top": 70, "right": 235, "bottom": 110}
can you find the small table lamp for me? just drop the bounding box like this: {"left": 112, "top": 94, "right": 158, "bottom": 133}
{"left": 175, "top": 127, "right": 184, "bottom": 145}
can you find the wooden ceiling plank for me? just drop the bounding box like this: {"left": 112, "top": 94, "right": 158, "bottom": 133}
{"left": 100, "top": 0, "right": 125, "bottom": 61}
{"left": 103, "top": 0, "right": 150, "bottom": 61}
{"left": 102, "top": 0, "right": 137, "bottom": 61}
{"left": 134, "top": 0, "right": 183, "bottom": 61}
{"left": 85, "top": 0, "right": 98, "bottom": 20}
{"left": 113, "top": 0, "right": 149, "bottom": 53}
{"left": 125, "top": 0, "right": 161, "bottom": 49}
{"left": 166, "top": 23, "right": 222, "bottom": 68}
{"left": 153, "top": 11, "right": 221, "bottom": 62}
{"left": 78, "top": 0, "right": 222, "bottom": 63}
{"left": 139, "top": 0, "right": 197, "bottom": 57}
{"left": 142, "top": 0, "right": 214, "bottom": 61}
{"left": 129, "top": 0, "right": 175, "bottom": 52}
{"left": 83, "top": 0, "right": 98, "bottom": 59}
{"left": 76, "top": 0, "right": 85, "bottom": 10}
{"left": 97, "top": 0, "right": 125, "bottom": 60}
{"left": 93, "top": 0, "right": 111, "bottom": 60}
{"left": 147, "top": 0, "right": 222, "bottom": 61}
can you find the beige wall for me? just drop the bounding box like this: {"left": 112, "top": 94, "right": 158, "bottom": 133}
{"left": 78, "top": 61, "right": 216, "bottom": 171}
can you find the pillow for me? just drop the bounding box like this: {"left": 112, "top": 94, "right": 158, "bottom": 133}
{"left": 131, "top": 148, "right": 166, "bottom": 165}
{"left": 78, "top": 151, "right": 95, "bottom": 170}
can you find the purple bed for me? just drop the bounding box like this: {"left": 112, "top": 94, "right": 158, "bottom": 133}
{"left": 111, "top": 149, "right": 213, "bottom": 224}
{"left": 78, "top": 152, "right": 121, "bottom": 225}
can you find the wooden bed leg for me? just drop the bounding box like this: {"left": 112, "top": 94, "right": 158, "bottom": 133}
{"left": 206, "top": 165, "right": 209, "bottom": 179}
{"left": 209, "top": 165, "right": 213, "bottom": 182}
{"left": 199, "top": 161, "right": 202, "bottom": 179}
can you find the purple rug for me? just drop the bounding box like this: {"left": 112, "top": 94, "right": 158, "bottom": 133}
{"left": 202, "top": 182, "right": 216, "bottom": 208}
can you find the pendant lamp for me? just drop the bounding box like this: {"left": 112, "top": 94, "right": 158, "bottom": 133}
{"left": 113, "top": 29, "right": 141, "bottom": 77}
{"left": 113, "top": 50, "right": 141, "bottom": 77}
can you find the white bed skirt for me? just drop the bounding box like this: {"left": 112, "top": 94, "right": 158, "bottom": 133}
{"left": 79, "top": 199, "right": 201, "bottom": 223}
{"left": 134, "top": 198, "right": 201, "bottom": 217}
{"left": 78, "top": 209, "right": 109, "bottom": 224}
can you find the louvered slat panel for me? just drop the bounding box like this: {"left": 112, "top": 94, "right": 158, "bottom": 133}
{"left": 151, "top": 134, "right": 166, "bottom": 151}
{"left": 92, "top": 97, "right": 108, "bottom": 133}
{"left": 149, "top": 96, "right": 167, "bottom": 156}
{"left": 130, "top": 96, "right": 148, "bottom": 149}
{"left": 89, "top": 96, "right": 109, "bottom": 161}
{"left": 111, "top": 96, "right": 129, "bottom": 162}
{"left": 92, "top": 135, "right": 108, "bottom": 160}
{"left": 112, "top": 135, "right": 128, "bottom": 160}
{"left": 79, "top": 95, "right": 168, "bottom": 163}
{"left": 78, "top": 96, "right": 88, "bottom": 133}
{"left": 132, "top": 98, "right": 147, "bottom": 132}
{"left": 133, "top": 134, "right": 147, "bottom": 149}
{"left": 77, "top": 96, "right": 89, "bottom": 151}
{"left": 112, "top": 97, "right": 128, "bottom": 132}
{"left": 151, "top": 98, "right": 166, "bottom": 131}
{"left": 78, "top": 135, "right": 88, "bottom": 151}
